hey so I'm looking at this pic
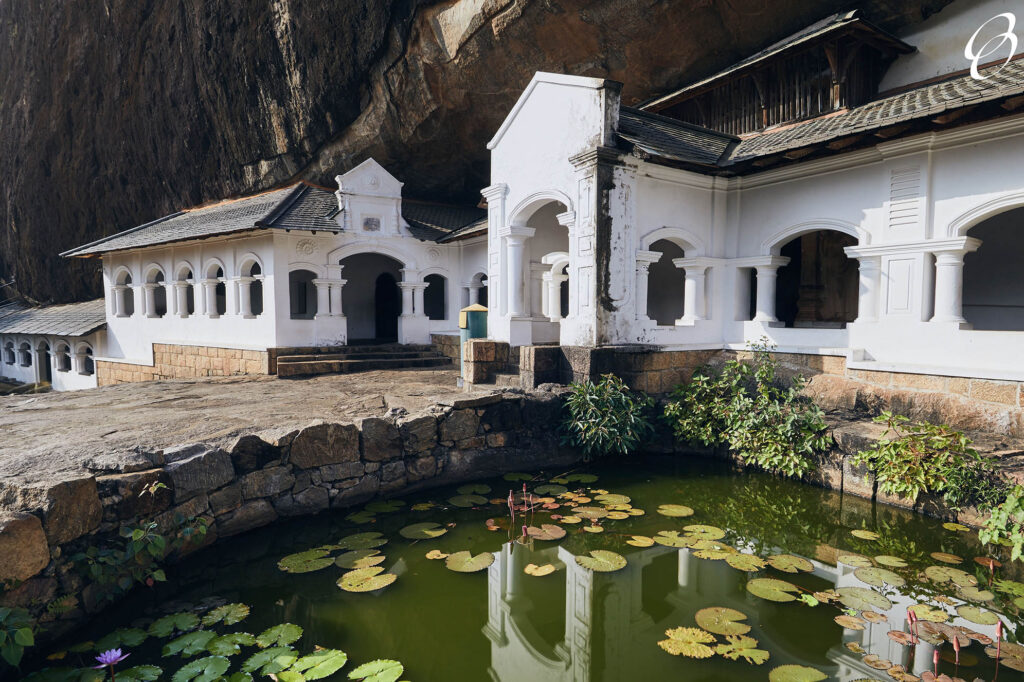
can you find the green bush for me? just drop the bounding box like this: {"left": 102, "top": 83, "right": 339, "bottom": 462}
{"left": 979, "top": 485, "right": 1024, "bottom": 561}
{"left": 562, "top": 373, "right": 654, "bottom": 458}
{"left": 0, "top": 607, "right": 34, "bottom": 667}
{"left": 662, "top": 345, "right": 829, "bottom": 478}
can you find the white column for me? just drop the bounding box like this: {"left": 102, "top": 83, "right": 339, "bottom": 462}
{"left": 468, "top": 284, "right": 482, "bottom": 307}
{"left": 529, "top": 263, "right": 546, "bottom": 318}
{"left": 399, "top": 282, "right": 415, "bottom": 316}
{"left": 330, "top": 280, "right": 345, "bottom": 317}
{"left": 931, "top": 250, "right": 971, "bottom": 324}
{"left": 541, "top": 274, "right": 551, "bottom": 319}
{"left": 143, "top": 283, "right": 158, "bottom": 318}
{"left": 112, "top": 285, "right": 126, "bottom": 318}
{"left": 313, "top": 279, "right": 331, "bottom": 319}
{"left": 163, "top": 282, "right": 175, "bottom": 316}
{"left": 412, "top": 283, "right": 426, "bottom": 317}
{"left": 174, "top": 282, "right": 189, "bottom": 318}
{"left": 238, "top": 277, "right": 254, "bottom": 318}
{"left": 635, "top": 250, "right": 661, "bottom": 322}
{"left": 754, "top": 265, "right": 782, "bottom": 322}
{"left": 202, "top": 279, "right": 218, "bottom": 318}
{"left": 676, "top": 263, "right": 708, "bottom": 322}
{"left": 504, "top": 227, "right": 534, "bottom": 318}
{"left": 854, "top": 256, "right": 881, "bottom": 322}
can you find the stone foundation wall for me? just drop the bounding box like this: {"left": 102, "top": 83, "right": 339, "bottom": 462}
{"left": 97, "top": 344, "right": 270, "bottom": 386}
{"left": 430, "top": 334, "right": 461, "bottom": 363}
{"left": 0, "top": 390, "right": 575, "bottom": 642}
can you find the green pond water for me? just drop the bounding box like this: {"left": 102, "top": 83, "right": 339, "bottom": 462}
{"left": 28, "top": 456, "right": 1024, "bottom": 681}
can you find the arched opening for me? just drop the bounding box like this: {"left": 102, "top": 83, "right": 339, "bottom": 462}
{"left": 115, "top": 271, "right": 134, "bottom": 317}
{"left": 338, "top": 253, "right": 404, "bottom": 342}
{"left": 36, "top": 342, "right": 51, "bottom": 383}
{"left": 289, "top": 269, "right": 318, "bottom": 320}
{"left": 56, "top": 344, "right": 72, "bottom": 372}
{"left": 646, "top": 239, "right": 687, "bottom": 325}
{"left": 80, "top": 346, "right": 95, "bottom": 376}
{"left": 3, "top": 341, "right": 14, "bottom": 365}
{"left": 478, "top": 274, "right": 488, "bottom": 306}
{"left": 147, "top": 269, "right": 167, "bottom": 318}
{"left": 522, "top": 202, "right": 570, "bottom": 322}
{"left": 963, "top": 206, "right": 1024, "bottom": 330}
{"left": 209, "top": 266, "right": 227, "bottom": 317}
{"left": 773, "top": 230, "right": 858, "bottom": 327}
{"left": 176, "top": 267, "right": 195, "bottom": 316}
{"left": 245, "top": 261, "right": 264, "bottom": 317}
{"left": 424, "top": 274, "right": 446, "bottom": 320}
{"left": 18, "top": 342, "right": 32, "bottom": 367}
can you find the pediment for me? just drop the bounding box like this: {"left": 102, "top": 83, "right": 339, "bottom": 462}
{"left": 335, "top": 158, "right": 404, "bottom": 199}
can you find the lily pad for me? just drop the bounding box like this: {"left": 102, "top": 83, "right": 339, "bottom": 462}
{"left": 337, "top": 532, "right": 388, "bottom": 551}
{"left": 171, "top": 655, "right": 230, "bottom": 682}
{"left": 255, "top": 624, "right": 303, "bottom": 649}
{"left": 930, "top": 551, "right": 963, "bottom": 564}
{"left": 206, "top": 632, "right": 255, "bottom": 657}
{"left": 242, "top": 647, "right": 298, "bottom": 675}
{"left": 605, "top": 511, "right": 630, "bottom": 520}
{"left": 746, "top": 578, "right": 800, "bottom": 602}
{"left": 594, "top": 493, "right": 630, "bottom": 505}
{"left": 526, "top": 524, "right": 566, "bottom": 541}
{"left": 888, "top": 630, "right": 915, "bottom": 646}
{"left": 850, "top": 529, "right": 880, "bottom": 541}
{"left": 345, "top": 511, "right": 376, "bottom": 525}
{"left": 335, "top": 550, "right": 385, "bottom": 569}
{"left": 695, "top": 607, "right": 750, "bottom": 636}
{"left": 533, "top": 484, "right": 567, "bottom": 495}
{"left": 365, "top": 500, "right": 404, "bottom": 513}
{"left": 457, "top": 483, "right": 491, "bottom": 495}
{"left": 118, "top": 666, "right": 164, "bottom": 681}
{"left": 924, "top": 565, "right": 976, "bottom": 586}
{"left": 575, "top": 550, "right": 627, "bottom": 572}
{"left": 694, "top": 542, "right": 736, "bottom": 560}
{"left": 837, "top": 586, "right": 892, "bottom": 612}
{"left": 201, "top": 603, "right": 250, "bottom": 626}
{"left": 715, "top": 635, "right": 769, "bottom": 664}
{"left": 149, "top": 613, "right": 200, "bottom": 638}
{"left": 398, "top": 522, "right": 447, "bottom": 540}
{"left": 448, "top": 494, "right": 488, "bottom": 508}
{"left": 956, "top": 605, "right": 1000, "bottom": 625}
{"left": 524, "top": 563, "right": 556, "bottom": 577}
{"left": 582, "top": 525, "right": 604, "bottom": 534}
{"left": 96, "top": 628, "right": 148, "bottom": 651}
{"left": 657, "top": 627, "right": 716, "bottom": 658}
{"left": 656, "top": 504, "right": 694, "bottom": 518}
{"left": 833, "top": 615, "right": 865, "bottom": 630}
{"left": 726, "top": 554, "right": 768, "bottom": 572}
{"left": 291, "top": 649, "right": 349, "bottom": 680}
{"left": 874, "top": 555, "right": 908, "bottom": 568}
{"left": 627, "top": 535, "right": 655, "bottom": 547}
{"left": 861, "top": 610, "right": 888, "bottom": 624}
{"left": 347, "top": 659, "right": 404, "bottom": 682}
{"left": 278, "top": 549, "right": 335, "bottom": 574}
{"left": 837, "top": 553, "right": 873, "bottom": 568}
{"left": 854, "top": 567, "right": 906, "bottom": 588}
{"left": 943, "top": 522, "right": 970, "bottom": 532}
{"left": 338, "top": 567, "right": 398, "bottom": 592}
{"left": 957, "top": 585, "right": 995, "bottom": 602}
{"left": 766, "top": 554, "right": 813, "bottom": 573}
{"left": 164, "top": 631, "right": 217, "bottom": 658}
{"left": 559, "top": 515, "right": 581, "bottom": 524}
{"left": 503, "top": 472, "right": 532, "bottom": 481}
{"left": 573, "top": 506, "right": 608, "bottom": 520}
{"left": 683, "top": 524, "right": 725, "bottom": 541}
{"left": 768, "top": 665, "right": 826, "bottom": 682}
{"left": 862, "top": 654, "right": 892, "bottom": 670}
{"left": 908, "top": 604, "right": 950, "bottom": 623}
{"left": 564, "top": 473, "right": 598, "bottom": 483}
{"left": 445, "top": 551, "right": 495, "bottom": 573}
{"left": 653, "top": 531, "right": 693, "bottom": 548}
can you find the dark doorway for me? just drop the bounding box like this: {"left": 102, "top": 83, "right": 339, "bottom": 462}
{"left": 38, "top": 345, "right": 52, "bottom": 384}
{"left": 375, "top": 273, "right": 400, "bottom": 341}
{"left": 774, "top": 231, "right": 858, "bottom": 328}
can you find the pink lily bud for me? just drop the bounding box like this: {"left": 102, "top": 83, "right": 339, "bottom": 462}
{"left": 933, "top": 648, "right": 940, "bottom": 675}
{"left": 953, "top": 636, "right": 961, "bottom": 665}
{"left": 997, "top": 620, "right": 1004, "bottom": 641}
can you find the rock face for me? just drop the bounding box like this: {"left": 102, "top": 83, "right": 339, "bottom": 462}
{"left": 0, "top": 0, "right": 951, "bottom": 303}
{"left": 0, "top": 512, "right": 50, "bottom": 582}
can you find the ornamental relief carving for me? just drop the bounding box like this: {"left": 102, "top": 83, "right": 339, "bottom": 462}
{"left": 295, "top": 238, "right": 320, "bottom": 256}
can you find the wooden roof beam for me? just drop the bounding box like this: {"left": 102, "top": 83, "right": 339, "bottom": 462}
{"left": 874, "top": 123, "right": 912, "bottom": 139}
{"left": 826, "top": 135, "right": 864, "bottom": 150}
{"left": 1001, "top": 95, "right": 1024, "bottom": 112}
{"left": 932, "top": 106, "right": 975, "bottom": 125}
{"left": 783, "top": 147, "right": 818, "bottom": 160}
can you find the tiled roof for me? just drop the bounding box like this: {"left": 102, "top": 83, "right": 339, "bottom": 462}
{"left": 402, "top": 200, "right": 487, "bottom": 242}
{"left": 0, "top": 299, "right": 106, "bottom": 337}
{"left": 618, "top": 107, "right": 737, "bottom": 166}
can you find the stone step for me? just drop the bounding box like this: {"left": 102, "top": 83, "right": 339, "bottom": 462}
{"left": 277, "top": 355, "right": 452, "bottom": 378}
{"left": 275, "top": 344, "right": 434, "bottom": 357}
{"left": 493, "top": 373, "right": 522, "bottom": 388}
{"left": 277, "top": 351, "right": 438, "bottom": 363}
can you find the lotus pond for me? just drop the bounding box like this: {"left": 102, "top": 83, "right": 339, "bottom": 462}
{"left": 27, "top": 457, "right": 1024, "bottom": 682}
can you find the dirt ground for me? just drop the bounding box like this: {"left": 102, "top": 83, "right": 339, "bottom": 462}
{"left": 0, "top": 368, "right": 479, "bottom": 481}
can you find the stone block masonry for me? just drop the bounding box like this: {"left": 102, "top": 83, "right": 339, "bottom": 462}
{"left": 97, "top": 343, "right": 270, "bottom": 385}
{"left": 430, "top": 334, "right": 461, "bottom": 363}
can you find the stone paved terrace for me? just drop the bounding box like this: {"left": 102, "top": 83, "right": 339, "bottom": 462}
{"left": 0, "top": 368, "right": 476, "bottom": 484}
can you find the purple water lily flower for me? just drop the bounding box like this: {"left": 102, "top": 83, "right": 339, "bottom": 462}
{"left": 94, "top": 648, "right": 130, "bottom": 680}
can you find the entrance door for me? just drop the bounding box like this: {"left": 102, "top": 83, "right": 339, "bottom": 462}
{"left": 38, "top": 346, "right": 52, "bottom": 384}
{"left": 375, "top": 273, "right": 400, "bottom": 342}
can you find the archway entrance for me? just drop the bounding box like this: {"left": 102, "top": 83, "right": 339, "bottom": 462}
{"left": 963, "top": 206, "right": 1024, "bottom": 330}
{"left": 340, "top": 253, "right": 404, "bottom": 343}
{"left": 36, "top": 343, "right": 51, "bottom": 384}
{"left": 774, "top": 230, "right": 858, "bottom": 327}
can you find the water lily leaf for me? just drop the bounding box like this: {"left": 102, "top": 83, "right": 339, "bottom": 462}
{"left": 425, "top": 549, "right": 448, "bottom": 560}
{"left": 347, "top": 659, "right": 404, "bottom": 682}
{"left": 746, "top": 578, "right": 800, "bottom": 603}
{"left": 202, "top": 603, "right": 250, "bottom": 626}
{"left": 503, "top": 472, "right": 532, "bottom": 481}
{"left": 255, "top": 624, "right": 303, "bottom": 649}
{"left": 206, "top": 632, "right": 255, "bottom": 656}
{"left": 694, "top": 542, "right": 736, "bottom": 560}
{"left": 533, "top": 484, "right": 567, "bottom": 495}
{"left": 943, "top": 522, "right": 970, "bottom": 532}
{"left": 930, "top": 551, "right": 963, "bottom": 564}
{"left": 854, "top": 567, "right": 906, "bottom": 588}
{"left": 627, "top": 508, "right": 646, "bottom": 516}
{"left": 242, "top": 647, "right": 297, "bottom": 674}
{"left": 164, "top": 631, "right": 217, "bottom": 658}
{"left": 862, "top": 654, "right": 892, "bottom": 670}
{"left": 850, "top": 529, "right": 880, "bottom": 541}
{"left": 605, "top": 511, "right": 630, "bottom": 520}
{"left": 573, "top": 506, "right": 608, "bottom": 520}
{"left": 957, "top": 585, "right": 994, "bottom": 602}
{"left": 924, "top": 565, "right": 976, "bottom": 586}
{"left": 594, "top": 493, "right": 630, "bottom": 505}
{"left": 656, "top": 504, "right": 694, "bottom": 518}
{"left": 908, "top": 604, "right": 950, "bottom": 623}
{"left": 291, "top": 649, "right": 348, "bottom": 680}
{"left": 559, "top": 515, "right": 581, "bottom": 524}
{"left": 445, "top": 551, "right": 495, "bottom": 573}
{"left": 768, "top": 664, "right": 827, "bottom": 682}
{"left": 96, "top": 628, "right": 148, "bottom": 651}
{"left": 956, "top": 605, "right": 1000, "bottom": 625}
{"left": 410, "top": 502, "right": 434, "bottom": 511}
{"left": 627, "top": 535, "right": 655, "bottom": 547}
{"left": 118, "top": 666, "right": 163, "bottom": 681}
{"left": 338, "top": 532, "right": 388, "bottom": 551}
{"left": 837, "top": 587, "right": 892, "bottom": 612}
{"left": 336, "top": 550, "right": 385, "bottom": 569}
{"left": 345, "top": 511, "right": 376, "bottom": 524}
{"left": 833, "top": 615, "right": 865, "bottom": 630}
{"left": 653, "top": 531, "right": 694, "bottom": 548}
{"left": 861, "top": 610, "right": 888, "bottom": 624}
{"left": 874, "top": 555, "right": 908, "bottom": 568}
{"left": 526, "top": 524, "right": 566, "bottom": 541}
{"left": 149, "top": 613, "right": 201, "bottom": 638}
{"left": 798, "top": 594, "right": 819, "bottom": 607}
{"left": 448, "top": 494, "right": 488, "bottom": 508}
{"left": 845, "top": 641, "right": 866, "bottom": 654}
{"left": 725, "top": 554, "right": 767, "bottom": 572}
{"left": 564, "top": 473, "right": 598, "bottom": 483}
{"left": 457, "top": 483, "right": 491, "bottom": 495}
{"left": 715, "top": 635, "right": 769, "bottom": 664}
{"left": 399, "top": 522, "right": 447, "bottom": 540}
{"left": 837, "top": 553, "right": 873, "bottom": 568}
{"left": 575, "top": 550, "right": 627, "bottom": 572}
{"left": 657, "top": 627, "right": 716, "bottom": 658}
{"left": 524, "top": 563, "right": 556, "bottom": 577}
{"left": 276, "top": 672, "right": 304, "bottom": 682}
{"left": 278, "top": 549, "right": 335, "bottom": 574}
{"left": 171, "top": 655, "right": 230, "bottom": 682}
{"left": 888, "top": 630, "right": 915, "bottom": 646}
{"left": 766, "top": 554, "right": 813, "bottom": 574}
{"left": 364, "top": 500, "right": 404, "bottom": 513}
{"left": 695, "top": 607, "right": 750, "bottom": 636}
{"left": 975, "top": 556, "right": 1002, "bottom": 570}
{"left": 338, "top": 567, "right": 397, "bottom": 592}
{"left": 683, "top": 525, "right": 725, "bottom": 540}
{"left": 582, "top": 525, "right": 604, "bottom": 533}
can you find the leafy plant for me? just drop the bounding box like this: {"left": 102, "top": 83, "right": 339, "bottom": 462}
{"left": 0, "top": 607, "right": 35, "bottom": 667}
{"left": 979, "top": 485, "right": 1024, "bottom": 561}
{"left": 663, "top": 343, "right": 829, "bottom": 478}
{"left": 561, "top": 373, "right": 654, "bottom": 458}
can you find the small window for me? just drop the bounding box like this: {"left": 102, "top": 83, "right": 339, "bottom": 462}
{"left": 18, "top": 343, "right": 32, "bottom": 367}
{"left": 56, "top": 344, "right": 72, "bottom": 372}
{"left": 80, "top": 347, "right": 95, "bottom": 376}
{"left": 245, "top": 262, "right": 263, "bottom": 317}
{"left": 151, "top": 271, "right": 167, "bottom": 317}
{"left": 289, "top": 269, "right": 318, "bottom": 319}
{"left": 213, "top": 267, "right": 226, "bottom": 317}
{"left": 115, "top": 271, "right": 135, "bottom": 317}
{"left": 424, "top": 274, "right": 447, "bottom": 320}
{"left": 3, "top": 342, "right": 13, "bottom": 365}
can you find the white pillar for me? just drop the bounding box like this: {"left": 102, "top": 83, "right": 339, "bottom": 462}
{"left": 163, "top": 282, "right": 175, "bottom": 317}
{"left": 468, "top": 285, "right": 482, "bottom": 307}
{"left": 854, "top": 256, "right": 881, "bottom": 322}
{"left": 112, "top": 285, "right": 126, "bottom": 318}
{"left": 399, "top": 282, "right": 415, "bottom": 316}
{"left": 546, "top": 273, "right": 567, "bottom": 322}
{"left": 540, "top": 274, "right": 551, "bottom": 319}
{"left": 143, "top": 283, "right": 158, "bottom": 318}
{"left": 678, "top": 264, "right": 708, "bottom": 322}
{"left": 931, "top": 249, "right": 974, "bottom": 324}
{"left": 635, "top": 250, "right": 661, "bottom": 322}
{"left": 202, "top": 279, "right": 218, "bottom": 318}
{"left": 330, "top": 280, "right": 345, "bottom": 317}
{"left": 754, "top": 265, "right": 783, "bottom": 323}
{"left": 504, "top": 227, "right": 534, "bottom": 318}
{"left": 412, "top": 283, "right": 426, "bottom": 317}
{"left": 313, "top": 279, "right": 331, "bottom": 319}
{"left": 529, "top": 263, "right": 546, "bottom": 318}
{"left": 174, "top": 282, "right": 190, "bottom": 318}
{"left": 238, "top": 277, "right": 254, "bottom": 318}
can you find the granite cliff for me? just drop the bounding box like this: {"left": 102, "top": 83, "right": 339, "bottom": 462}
{"left": 0, "top": 0, "right": 951, "bottom": 303}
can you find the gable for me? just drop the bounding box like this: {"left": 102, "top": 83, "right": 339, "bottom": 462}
{"left": 335, "top": 158, "right": 404, "bottom": 200}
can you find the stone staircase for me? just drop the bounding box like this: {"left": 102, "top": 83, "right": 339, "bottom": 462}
{"left": 275, "top": 344, "right": 452, "bottom": 378}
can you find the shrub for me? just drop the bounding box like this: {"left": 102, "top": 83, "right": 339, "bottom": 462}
{"left": 562, "top": 373, "right": 654, "bottom": 458}
{"left": 0, "top": 607, "right": 34, "bottom": 668}
{"left": 979, "top": 486, "right": 1024, "bottom": 561}
{"left": 663, "top": 345, "right": 829, "bottom": 478}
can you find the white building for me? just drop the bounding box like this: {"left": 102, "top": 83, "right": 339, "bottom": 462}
{"left": 0, "top": 300, "right": 105, "bottom": 391}
{"left": 483, "top": 0, "right": 1024, "bottom": 383}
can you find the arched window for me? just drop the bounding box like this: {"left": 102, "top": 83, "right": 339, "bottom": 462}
{"left": 424, "top": 274, "right": 447, "bottom": 320}
{"left": 79, "top": 346, "right": 95, "bottom": 376}
{"left": 289, "top": 269, "right": 318, "bottom": 319}
{"left": 147, "top": 269, "right": 167, "bottom": 318}
{"left": 773, "top": 230, "right": 858, "bottom": 327}
{"left": 18, "top": 342, "right": 32, "bottom": 367}
{"left": 478, "top": 274, "right": 488, "bottom": 306}
{"left": 245, "top": 261, "right": 263, "bottom": 317}
{"left": 115, "top": 271, "right": 135, "bottom": 317}
{"left": 56, "top": 344, "right": 72, "bottom": 372}
{"left": 646, "top": 240, "right": 686, "bottom": 325}
{"left": 963, "top": 206, "right": 1024, "bottom": 330}
{"left": 3, "top": 342, "right": 13, "bottom": 365}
